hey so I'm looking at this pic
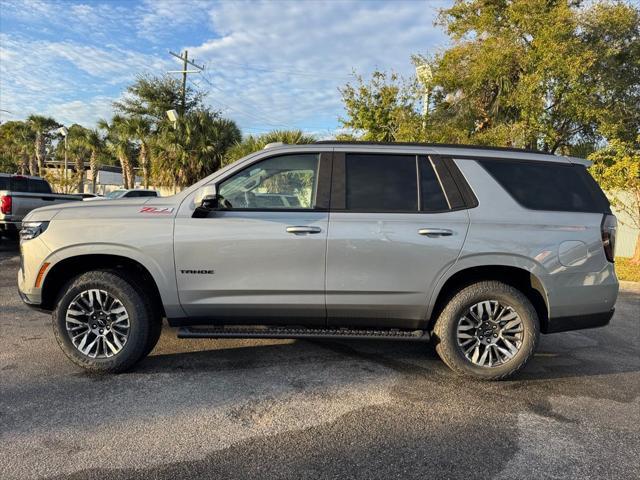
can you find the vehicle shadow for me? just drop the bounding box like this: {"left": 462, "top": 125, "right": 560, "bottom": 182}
{"left": 137, "top": 328, "right": 640, "bottom": 384}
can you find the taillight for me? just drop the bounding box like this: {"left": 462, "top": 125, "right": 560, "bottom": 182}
{"left": 0, "top": 195, "right": 11, "bottom": 215}
{"left": 601, "top": 214, "right": 617, "bottom": 263}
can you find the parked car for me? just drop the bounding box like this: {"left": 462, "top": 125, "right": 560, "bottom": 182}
{"left": 17, "top": 142, "right": 618, "bottom": 379}
{"left": 84, "top": 189, "right": 158, "bottom": 201}
{"left": 80, "top": 193, "right": 101, "bottom": 200}
{"left": 0, "top": 174, "right": 82, "bottom": 237}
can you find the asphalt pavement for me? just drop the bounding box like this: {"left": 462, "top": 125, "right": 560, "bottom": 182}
{"left": 1, "top": 237, "right": 639, "bottom": 480}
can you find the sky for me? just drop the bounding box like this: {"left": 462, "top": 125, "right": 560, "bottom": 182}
{"left": 0, "top": 0, "right": 450, "bottom": 137}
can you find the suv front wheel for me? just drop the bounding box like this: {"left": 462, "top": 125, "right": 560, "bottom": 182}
{"left": 52, "top": 270, "right": 152, "bottom": 373}
{"left": 434, "top": 281, "right": 540, "bottom": 380}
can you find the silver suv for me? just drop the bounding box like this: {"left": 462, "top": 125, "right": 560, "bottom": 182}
{"left": 17, "top": 142, "right": 619, "bottom": 380}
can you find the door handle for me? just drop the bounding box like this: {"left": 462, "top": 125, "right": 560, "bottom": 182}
{"left": 418, "top": 228, "right": 453, "bottom": 237}
{"left": 286, "top": 226, "right": 322, "bottom": 234}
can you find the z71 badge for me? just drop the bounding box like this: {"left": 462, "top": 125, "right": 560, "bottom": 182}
{"left": 139, "top": 206, "right": 174, "bottom": 214}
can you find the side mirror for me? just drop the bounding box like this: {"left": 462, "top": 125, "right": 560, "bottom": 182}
{"left": 193, "top": 185, "right": 220, "bottom": 218}
{"left": 200, "top": 195, "right": 220, "bottom": 210}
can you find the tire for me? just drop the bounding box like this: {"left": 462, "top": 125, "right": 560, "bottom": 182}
{"left": 433, "top": 281, "right": 539, "bottom": 381}
{"left": 52, "top": 270, "right": 151, "bottom": 373}
{"left": 124, "top": 271, "right": 162, "bottom": 356}
{"left": 143, "top": 312, "right": 162, "bottom": 357}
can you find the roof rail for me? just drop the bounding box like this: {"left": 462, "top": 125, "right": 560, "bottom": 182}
{"left": 264, "top": 142, "right": 286, "bottom": 149}
{"left": 313, "top": 140, "right": 545, "bottom": 155}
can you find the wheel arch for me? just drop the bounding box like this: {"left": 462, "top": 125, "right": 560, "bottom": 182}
{"left": 428, "top": 264, "right": 550, "bottom": 333}
{"left": 40, "top": 253, "right": 166, "bottom": 318}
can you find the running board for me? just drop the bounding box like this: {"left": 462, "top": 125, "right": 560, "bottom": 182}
{"left": 177, "top": 326, "right": 430, "bottom": 342}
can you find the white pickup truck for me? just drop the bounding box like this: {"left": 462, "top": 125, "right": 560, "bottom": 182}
{"left": 0, "top": 173, "right": 82, "bottom": 238}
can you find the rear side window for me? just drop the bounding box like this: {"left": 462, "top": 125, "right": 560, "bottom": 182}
{"left": 28, "top": 179, "right": 52, "bottom": 194}
{"left": 0, "top": 177, "right": 9, "bottom": 190}
{"left": 479, "top": 160, "right": 610, "bottom": 213}
{"left": 420, "top": 158, "right": 450, "bottom": 211}
{"left": 345, "top": 154, "right": 417, "bottom": 211}
{"left": 10, "top": 176, "right": 28, "bottom": 192}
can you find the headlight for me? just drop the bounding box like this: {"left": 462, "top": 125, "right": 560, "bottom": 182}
{"left": 20, "top": 221, "right": 49, "bottom": 241}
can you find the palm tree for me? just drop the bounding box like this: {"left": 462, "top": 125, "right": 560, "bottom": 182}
{"left": 153, "top": 110, "right": 241, "bottom": 189}
{"left": 78, "top": 129, "right": 104, "bottom": 193}
{"left": 223, "top": 130, "right": 316, "bottom": 166}
{"left": 121, "top": 117, "right": 152, "bottom": 188}
{"left": 27, "top": 115, "right": 60, "bottom": 176}
{"left": 98, "top": 116, "right": 135, "bottom": 189}
{"left": 65, "top": 125, "right": 92, "bottom": 193}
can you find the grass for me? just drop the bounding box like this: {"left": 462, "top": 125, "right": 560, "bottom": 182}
{"left": 616, "top": 257, "right": 640, "bottom": 282}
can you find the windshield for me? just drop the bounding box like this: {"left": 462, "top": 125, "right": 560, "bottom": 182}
{"left": 105, "top": 190, "right": 126, "bottom": 199}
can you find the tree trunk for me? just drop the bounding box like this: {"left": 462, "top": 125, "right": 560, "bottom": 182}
{"left": 139, "top": 143, "right": 149, "bottom": 189}
{"left": 35, "top": 132, "right": 46, "bottom": 176}
{"left": 29, "top": 155, "right": 38, "bottom": 176}
{"left": 119, "top": 155, "right": 129, "bottom": 189}
{"left": 20, "top": 154, "right": 29, "bottom": 175}
{"left": 90, "top": 150, "right": 98, "bottom": 193}
{"left": 632, "top": 233, "right": 640, "bottom": 265}
{"left": 75, "top": 155, "right": 84, "bottom": 193}
{"left": 127, "top": 162, "right": 135, "bottom": 189}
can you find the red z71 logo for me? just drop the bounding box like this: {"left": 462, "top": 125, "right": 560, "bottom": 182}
{"left": 139, "top": 206, "right": 174, "bottom": 215}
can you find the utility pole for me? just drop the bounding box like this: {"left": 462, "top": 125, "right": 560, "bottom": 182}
{"left": 168, "top": 50, "right": 204, "bottom": 116}
{"left": 416, "top": 64, "right": 433, "bottom": 140}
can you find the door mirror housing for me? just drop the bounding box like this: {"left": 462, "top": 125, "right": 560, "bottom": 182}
{"left": 193, "top": 185, "right": 220, "bottom": 218}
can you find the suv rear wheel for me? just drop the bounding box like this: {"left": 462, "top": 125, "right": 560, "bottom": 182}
{"left": 52, "top": 270, "right": 152, "bottom": 373}
{"left": 433, "top": 281, "right": 539, "bottom": 380}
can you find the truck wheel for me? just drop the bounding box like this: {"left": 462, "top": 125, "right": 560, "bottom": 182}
{"left": 143, "top": 314, "right": 162, "bottom": 356}
{"left": 433, "top": 281, "right": 539, "bottom": 381}
{"left": 52, "top": 270, "right": 151, "bottom": 373}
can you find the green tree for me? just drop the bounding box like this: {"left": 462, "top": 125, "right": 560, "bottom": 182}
{"left": 98, "top": 116, "right": 136, "bottom": 189}
{"left": 65, "top": 124, "right": 92, "bottom": 192}
{"left": 27, "top": 115, "right": 60, "bottom": 176}
{"left": 339, "top": 72, "right": 421, "bottom": 142}
{"left": 0, "top": 121, "right": 34, "bottom": 174}
{"left": 114, "top": 74, "right": 205, "bottom": 123}
{"left": 223, "top": 130, "right": 316, "bottom": 166}
{"left": 590, "top": 135, "right": 640, "bottom": 263}
{"left": 78, "top": 129, "right": 105, "bottom": 193}
{"left": 120, "top": 117, "right": 152, "bottom": 188}
{"left": 153, "top": 110, "right": 241, "bottom": 189}
{"left": 339, "top": 1, "right": 640, "bottom": 154}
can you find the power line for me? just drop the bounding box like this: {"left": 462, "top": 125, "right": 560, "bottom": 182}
{"left": 203, "top": 59, "right": 352, "bottom": 81}
{"left": 196, "top": 73, "right": 293, "bottom": 129}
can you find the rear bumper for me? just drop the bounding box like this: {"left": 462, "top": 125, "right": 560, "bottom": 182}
{"left": 544, "top": 309, "right": 615, "bottom": 334}
{"left": 0, "top": 221, "right": 20, "bottom": 232}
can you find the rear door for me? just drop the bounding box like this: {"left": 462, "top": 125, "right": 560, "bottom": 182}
{"left": 174, "top": 152, "right": 332, "bottom": 325}
{"left": 326, "top": 153, "right": 471, "bottom": 329}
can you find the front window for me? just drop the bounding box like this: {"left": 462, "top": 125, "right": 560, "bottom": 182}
{"left": 218, "top": 154, "right": 319, "bottom": 210}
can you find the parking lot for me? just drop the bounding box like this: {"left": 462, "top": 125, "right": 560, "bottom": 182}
{"left": 1, "top": 238, "right": 639, "bottom": 480}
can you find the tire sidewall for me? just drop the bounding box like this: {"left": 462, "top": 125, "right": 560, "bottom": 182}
{"left": 52, "top": 271, "right": 150, "bottom": 372}
{"left": 436, "top": 282, "right": 539, "bottom": 380}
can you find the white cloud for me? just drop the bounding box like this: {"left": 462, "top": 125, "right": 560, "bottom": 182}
{"left": 43, "top": 97, "right": 116, "bottom": 127}
{"left": 0, "top": 33, "right": 169, "bottom": 126}
{"left": 0, "top": 0, "right": 451, "bottom": 134}
{"left": 185, "top": 0, "right": 449, "bottom": 132}
{"left": 136, "top": 0, "right": 216, "bottom": 41}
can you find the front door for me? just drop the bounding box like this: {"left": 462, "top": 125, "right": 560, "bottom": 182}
{"left": 174, "top": 152, "right": 331, "bottom": 326}
{"left": 326, "top": 153, "right": 470, "bottom": 329}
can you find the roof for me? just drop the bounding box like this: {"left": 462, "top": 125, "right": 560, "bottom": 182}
{"left": 314, "top": 140, "right": 543, "bottom": 155}
{"left": 308, "top": 141, "right": 589, "bottom": 165}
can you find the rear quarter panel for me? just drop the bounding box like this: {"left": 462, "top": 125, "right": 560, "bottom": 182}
{"left": 430, "top": 159, "right": 618, "bottom": 320}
